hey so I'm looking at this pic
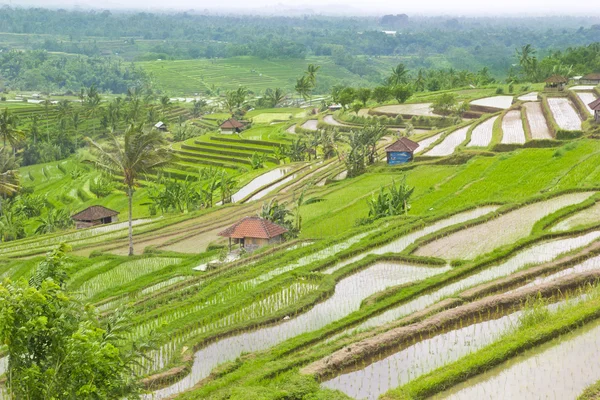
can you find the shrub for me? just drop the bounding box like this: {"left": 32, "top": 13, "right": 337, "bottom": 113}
{"left": 495, "top": 87, "right": 504, "bottom": 94}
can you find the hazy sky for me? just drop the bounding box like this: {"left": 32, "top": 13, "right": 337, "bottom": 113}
{"left": 5, "top": 0, "right": 600, "bottom": 16}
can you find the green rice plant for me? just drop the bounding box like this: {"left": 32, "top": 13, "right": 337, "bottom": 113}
{"left": 78, "top": 257, "right": 182, "bottom": 298}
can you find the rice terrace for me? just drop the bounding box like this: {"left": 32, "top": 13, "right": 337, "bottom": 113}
{"left": 2, "top": 4, "right": 600, "bottom": 400}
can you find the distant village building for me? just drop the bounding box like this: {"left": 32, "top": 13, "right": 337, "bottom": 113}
{"left": 219, "top": 118, "right": 244, "bottom": 134}
{"left": 154, "top": 121, "right": 167, "bottom": 131}
{"left": 218, "top": 216, "right": 288, "bottom": 251}
{"left": 581, "top": 73, "right": 600, "bottom": 85}
{"left": 544, "top": 75, "right": 568, "bottom": 92}
{"left": 589, "top": 98, "right": 600, "bottom": 123}
{"left": 385, "top": 137, "right": 420, "bottom": 165}
{"left": 71, "top": 206, "right": 119, "bottom": 229}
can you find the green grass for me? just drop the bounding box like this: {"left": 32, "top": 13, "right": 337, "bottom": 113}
{"left": 137, "top": 56, "right": 383, "bottom": 95}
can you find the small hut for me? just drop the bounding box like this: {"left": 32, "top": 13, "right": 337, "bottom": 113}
{"left": 218, "top": 216, "right": 288, "bottom": 251}
{"left": 219, "top": 118, "right": 244, "bottom": 134}
{"left": 589, "top": 98, "right": 600, "bottom": 123}
{"left": 544, "top": 75, "right": 568, "bottom": 92}
{"left": 154, "top": 121, "right": 167, "bottom": 131}
{"left": 385, "top": 137, "right": 420, "bottom": 165}
{"left": 71, "top": 206, "right": 119, "bottom": 229}
{"left": 581, "top": 73, "right": 600, "bottom": 85}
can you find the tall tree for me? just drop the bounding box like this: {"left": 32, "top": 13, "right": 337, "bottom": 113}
{"left": 0, "top": 245, "right": 151, "bottom": 399}
{"left": 0, "top": 108, "right": 24, "bottom": 154}
{"left": 86, "top": 124, "right": 172, "bottom": 255}
{"left": 294, "top": 76, "right": 311, "bottom": 104}
{"left": 388, "top": 63, "right": 409, "bottom": 86}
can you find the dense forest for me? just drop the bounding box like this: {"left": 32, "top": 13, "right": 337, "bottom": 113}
{"left": 0, "top": 8, "right": 599, "bottom": 75}
{"left": 0, "top": 50, "right": 149, "bottom": 93}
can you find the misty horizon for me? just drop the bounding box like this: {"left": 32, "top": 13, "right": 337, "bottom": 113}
{"left": 2, "top": 0, "right": 600, "bottom": 17}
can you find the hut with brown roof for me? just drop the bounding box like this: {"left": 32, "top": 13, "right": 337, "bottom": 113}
{"left": 589, "top": 98, "right": 600, "bottom": 123}
{"left": 218, "top": 216, "right": 288, "bottom": 251}
{"left": 581, "top": 73, "right": 600, "bottom": 86}
{"left": 71, "top": 205, "right": 119, "bottom": 229}
{"left": 219, "top": 118, "right": 245, "bottom": 134}
{"left": 385, "top": 137, "right": 420, "bottom": 165}
{"left": 544, "top": 75, "right": 568, "bottom": 92}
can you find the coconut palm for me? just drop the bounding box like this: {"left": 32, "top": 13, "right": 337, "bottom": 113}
{"left": 0, "top": 108, "right": 24, "bottom": 154}
{"left": 294, "top": 76, "right": 311, "bottom": 104}
{"left": 0, "top": 148, "right": 19, "bottom": 198}
{"left": 304, "top": 64, "right": 320, "bottom": 87}
{"left": 388, "top": 63, "right": 409, "bottom": 86}
{"left": 265, "top": 88, "right": 286, "bottom": 108}
{"left": 86, "top": 124, "right": 173, "bottom": 256}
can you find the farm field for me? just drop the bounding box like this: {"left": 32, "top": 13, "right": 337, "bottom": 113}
{"left": 576, "top": 91, "right": 598, "bottom": 115}
{"left": 501, "top": 109, "right": 526, "bottom": 144}
{"left": 518, "top": 92, "right": 538, "bottom": 102}
{"left": 547, "top": 97, "right": 582, "bottom": 131}
{"left": 467, "top": 116, "right": 496, "bottom": 147}
{"left": 424, "top": 125, "right": 469, "bottom": 156}
{"left": 523, "top": 102, "right": 552, "bottom": 139}
{"left": 373, "top": 103, "right": 436, "bottom": 117}
{"left": 5, "top": 80, "right": 600, "bottom": 400}
{"left": 138, "top": 56, "right": 382, "bottom": 95}
{"left": 470, "top": 95, "right": 514, "bottom": 109}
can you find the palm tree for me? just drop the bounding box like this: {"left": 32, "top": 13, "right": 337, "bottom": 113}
{"left": 304, "top": 64, "right": 320, "bottom": 87}
{"left": 160, "top": 95, "right": 171, "bottom": 119}
{"left": 71, "top": 112, "right": 81, "bottom": 149}
{"left": 265, "top": 88, "right": 286, "bottom": 108}
{"left": 0, "top": 148, "right": 19, "bottom": 199}
{"left": 388, "top": 63, "right": 409, "bottom": 86}
{"left": 0, "top": 108, "right": 24, "bottom": 154}
{"left": 86, "top": 124, "right": 172, "bottom": 256}
{"left": 219, "top": 171, "right": 237, "bottom": 204}
{"left": 294, "top": 76, "right": 311, "bottom": 105}
{"left": 42, "top": 99, "right": 52, "bottom": 141}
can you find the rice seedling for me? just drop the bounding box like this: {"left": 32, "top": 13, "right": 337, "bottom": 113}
{"left": 415, "top": 192, "right": 594, "bottom": 260}
{"left": 146, "top": 262, "right": 449, "bottom": 399}
{"left": 424, "top": 126, "right": 470, "bottom": 157}
{"left": 523, "top": 102, "right": 552, "bottom": 140}
{"left": 467, "top": 116, "right": 497, "bottom": 147}
{"left": 547, "top": 98, "right": 582, "bottom": 131}
{"left": 77, "top": 257, "right": 182, "bottom": 298}
{"left": 501, "top": 110, "right": 526, "bottom": 144}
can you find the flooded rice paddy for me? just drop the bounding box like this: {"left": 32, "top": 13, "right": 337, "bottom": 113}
{"left": 344, "top": 231, "right": 600, "bottom": 334}
{"left": 470, "top": 96, "right": 514, "bottom": 109}
{"left": 501, "top": 110, "right": 526, "bottom": 144}
{"left": 230, "top": 167, "right": 291, "bottom": 203}
{"left": 551, "top": 202, "right": 600, "bottom": 232}
{"left": 323, "top": 207, "right": 499, "bottom": 275}
{"left": 434, "top": 317, "right": 600, "bottom": 400}
{"left": 424, "top": 126, "right": 470, "bottom": 157}
{"left": 523, "top": 102, "right": 552, "bottom": 140}
{"left": 324, "top": 297, "right": 581, "bottom": 400}
{"left": 301, "top": 120, "right": 319, "bottom": 131}
{"left": 415, "top": 192, "right": 595, "bottom": 260}
{"left": 147, "top": 262, "right": 450, "bottom": 399}
{"left": 415, "top": 133, "right": 443, "bottom": 154}
{"left": 467, "top": 116, "right": 497, "bottom": 147}
{"left": 547, "top": 98, "right": 582, "bottom": 132}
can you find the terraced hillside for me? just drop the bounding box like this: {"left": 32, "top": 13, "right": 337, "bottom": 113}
{"left": 4, "top": 84, "right": 600, "bottom": 400}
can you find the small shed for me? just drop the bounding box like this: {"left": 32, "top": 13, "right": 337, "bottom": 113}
{"left": 544, "top": 75, "right": 568, "bottom": 92}
{"left": 589, "top": 98, "right": 600, "bottom": 123}
{"left": 385, "top": 137, "right": 419, "bottom": 165}
{"left": 154, "top": 121, "right": 167, "bottom": 131}
{"left": 71, "top": 205, "right": 119, "bottom": 229}
{"left": 218, "top": 216, "right": 288, "bottom": 251}
{"left": 328, "top": 104, "right": 343, "bottom": 111}
{"left": 219, "top": 118, "right": 244, "bottom": 134}
{"left": 581, "top": 73, "right": 600, "bottom": 85}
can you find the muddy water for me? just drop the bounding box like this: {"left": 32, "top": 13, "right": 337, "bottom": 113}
{"left": 146, "top": 262, "right": 450, "bottom": 399}
{"left": 323, "top": 299, "right": 577, "bottom": 400}
{"left": 434, "top": 317, "right": 600, "bottom": 400}
{"left": 301, "top": 120, "right": 318, "bottom": 131}
{"left": 246, "top": 172, "right": 297, "bottom": 202}
{"left": 324, "top": 311, "right": 524, "bottom": 399}
{"left": 230, "top": 167, "right": 291, "bottom": 203}
{"left": 345, "top": 231, "right": 600, "bottom": 333}
{"left": 323, "top": 207, "right": 500, "bottom": 275}
{"left": 513, "top": 254, "right": 600, "bottom": 293}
